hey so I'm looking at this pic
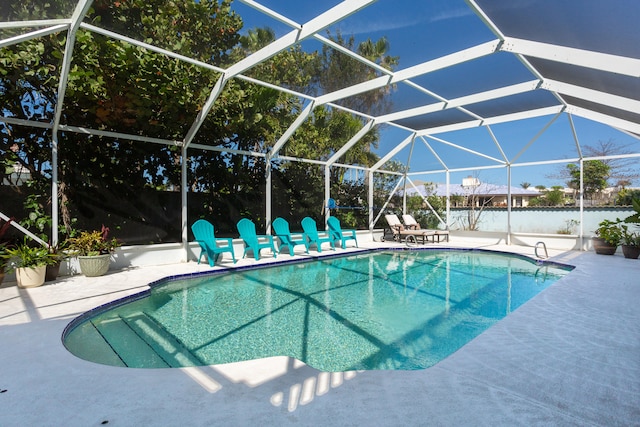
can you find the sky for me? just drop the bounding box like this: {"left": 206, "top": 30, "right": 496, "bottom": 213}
{"left": 229, "top": 0, "right": 640, "bottom": 189}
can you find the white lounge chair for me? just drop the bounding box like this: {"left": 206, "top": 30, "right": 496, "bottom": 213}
{"left": 401, "top": 214, "right": 449, "bottom": 242}
{"left": 384, "top": 214, "right": 435, "bottom": 245}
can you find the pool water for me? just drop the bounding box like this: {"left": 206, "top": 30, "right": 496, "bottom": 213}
{"left": 64, "top": 250, "right": 571, "bottom": 371}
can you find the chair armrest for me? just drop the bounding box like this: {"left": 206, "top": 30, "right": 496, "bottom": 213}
{"left": 215, "top": 237, "right": 234, "bottom": 247}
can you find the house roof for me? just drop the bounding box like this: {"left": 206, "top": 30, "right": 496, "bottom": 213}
{"left": 403, "top": 183, "right": 541, "bottom": 198}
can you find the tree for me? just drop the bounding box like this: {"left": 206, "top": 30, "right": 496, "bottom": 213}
{"left": 319, "top": 31, "right": 398, "bottom": 117}
{"left": 616, "top": 189, "right": 640, "bottom": 205}
{"left": 1, "top": 0, "right": 244, "bottom": 238}
{"left": 1, "top": 3, "right": 400, "bottom": 239}
{"left": 549, "top": 138, "right": 639, "bottom": 188}
{"left": 405, "top": 184, "right": 444, "bottom": 229}
{"left": 566, "top": 160, "right": 610, "bottom": 202}
{"left": 584, "top": 139, "right": 640, "bottom": 186}
{"left": 545, "top": 188, "right": 565, "bottom": 206}
{"left": 520, "top": 182, "right": 531, "bottom": 189}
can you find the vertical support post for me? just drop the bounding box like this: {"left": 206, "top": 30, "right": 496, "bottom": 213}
{"left": 579, "top": 158, "right": 585, "bottom": 251}
{"left": 402, "top": 178, "right": 407, "bottom": 215}
{"left": 324, "top": 165, "right": 331, "bottom": 227}
{"left": 506, "top": 165, "right": 512, "bottom": 245}
{"left": 181, "top": 145, "right": 188, "bottom": 262}
{"left": 368, "top": 170, "right": 374, "bottom": 237}
{"left": 51, "top": 134, "right": 59, "bottom": 246}
{"left": 445, "top": 170, "right": 451, "bottom": 230}
{"left": 265, "top": 161, "right": 272, "bottom": 233}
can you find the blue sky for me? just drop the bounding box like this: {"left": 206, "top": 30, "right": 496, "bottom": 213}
{"left": 231, "top": 0, "right": 640, "bottom": 189}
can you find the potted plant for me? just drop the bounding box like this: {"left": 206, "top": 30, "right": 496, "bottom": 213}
{"left": 619, "top": 225, "right": 640, "bottom": 259}
{"left": 0, "top": 241, "right": 56, "bottom": 288}
{"left": 592, "top": 219, "right": 622, "bottom": 255}
{"left": 45, "top": 240, "right": 70, "bottom": 281}
{"left": 68, "top": 226, "right": 120, "bottom": 277}
{"left": 619, "top": 198, "right": 640, "bottom": 259}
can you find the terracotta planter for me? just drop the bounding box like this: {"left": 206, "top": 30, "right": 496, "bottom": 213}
{"left": 78, "top": 254, "right": 111, "bottom": 277}
{"left": 621, "top": 245, "right": 640, "bottom": 260}
{"left": 592, "top": 237, "right": 617, "bottom": 255}
{"left": 16, "top": 265, "right": 46, "bottom": 288}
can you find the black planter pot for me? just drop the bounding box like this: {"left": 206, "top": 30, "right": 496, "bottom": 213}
{"left": 621, "top": 245, "right": 640, "bottom": 259}
{"left": 592, "top": 237, "right": 617, "bottom": 255}
{"left": 45, "top": 261, "right": 61, "bottom": 281}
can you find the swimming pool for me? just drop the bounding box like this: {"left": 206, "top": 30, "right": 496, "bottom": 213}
{"left": 63, "top": 249, "right": 572, "bottom": 371}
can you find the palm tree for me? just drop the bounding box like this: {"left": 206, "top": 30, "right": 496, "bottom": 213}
{"left": 520, "top": 182, "right": 531, "bottom": 189}
{"left": 357, "top": 37, "right": 399, "bottom": 71}
{"left": 239, "top": 27, "right": 275, "bottom": 54}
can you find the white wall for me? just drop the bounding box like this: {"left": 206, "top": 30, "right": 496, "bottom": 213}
{"left": 449, "top": 207, "right": 634, "bottom": 235}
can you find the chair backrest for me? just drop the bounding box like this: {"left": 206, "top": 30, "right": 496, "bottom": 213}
{"left": 237, "top": 218, "right": 258, "bottom": 243}
{"left": 402, "top": 214, "right": 418, "bottom": 227}
{"left": 301, "top": 217, "right": 320, "bottom": 239}
{"left": 192, "top": 219, "right": 214, "bottom": 241}
{"left": 385, "top": 214, "right": 402, "bottom": 228}
{"left": 327, "top": 216, "right": 341, "bottom": 233}
{"left": 272, "top": 217, "right": 291, "bottom": 236}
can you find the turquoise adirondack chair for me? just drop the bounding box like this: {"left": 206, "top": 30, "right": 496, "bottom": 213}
{"left": 236, "top": 218, "right": 277, "bottom": 260}
{"left": 272, "top": 217, "right": 309, "bottom": 256}
{"left": 191, "top": 219, "right": 236, "bottom": 266}
{"left": 301, "top": 217, "right": 335, "bottom": 253}
{"left": 327, "top": 216, "right": 358, "bottom": 249}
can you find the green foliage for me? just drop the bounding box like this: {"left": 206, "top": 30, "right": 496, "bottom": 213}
{"left": 68, "top": 227, "right": 120, "bottom": 256}
{"left": 616, "top": 189, "right": 640, "bottom": 206}
{"left": 619, "top": 224, "right": 640, "bottom": 246}
{"left": 1, "top": 1, "right": 399, "bottom": 241}
{"left": 567, "top": 160, "right": 610, "bottom": 200}
{"left": 595, "top": 219, "right": 622, "bottom": 246}
{"left": 0, "top": 218, "right": 14, "bottom": 268}
{"left": 529, "top": 188, "right": 565, "bottom": 207}
{"left": 622, "top": 198, "right": 640, "bottom": 224}
{"left": 319, "top": 31, "right": 398, "bottom": 117}
{"left": 1, "top": 240, "right": 55, "bottom": 272}
{"left": 405, "top": 189, "right": 445, "bottom": 229}
{"left": 557, "top": 219, "right": 579, "bottom": 235}
{"left": 594, "top": 199, "right": 640, "bottom": 246}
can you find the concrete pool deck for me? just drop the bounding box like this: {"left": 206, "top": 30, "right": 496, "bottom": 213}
{"left": 1, "top": 241, "right": 638, "bottom": 426}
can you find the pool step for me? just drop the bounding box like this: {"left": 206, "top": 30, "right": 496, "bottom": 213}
{"left": 93, "top": 316, "right": 171, "bottom": 368}
{"left": 121, "top": 312, "right": 204, "bottom": 367}
{"left": 91, "top": 312, "right": 204, "bottom": 368}
{"left": 65, "top": 321, "right": 127, "bottom": 367}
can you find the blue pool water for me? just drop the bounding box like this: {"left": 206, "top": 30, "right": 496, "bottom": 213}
{"left": 63, "top": 250, "right": 572, "bottom": 371}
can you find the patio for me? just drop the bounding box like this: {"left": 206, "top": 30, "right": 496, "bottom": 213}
{"left": 1, "top": 240, "right": 638, "bottom": 426}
